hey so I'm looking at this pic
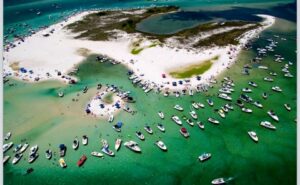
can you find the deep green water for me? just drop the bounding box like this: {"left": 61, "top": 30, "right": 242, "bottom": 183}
{"left": 3, "top": 1, "right": 297, "bottom": 185}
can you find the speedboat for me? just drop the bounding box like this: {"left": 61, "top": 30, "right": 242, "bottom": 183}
{"left": 284, "top": 73, "right": 293, "bottom": 78}
{"left": 91, "top": 151, "right": 104, "bottom": 158}
{"left": 218, "top": 93, "right": 232, "bottom": 101}
{"left": 253, "top": 101, "right": 263, "bottom": 108}
{"left": 101, "top": 145, "right": 115, "bottom": 157}
{"left": 112, "top": 122, "right": 123, "bottom": 132}
{"left": 186, "top": 119, "right": 194, "bottom": 126}
{"left": 136, "top": 131, "right": 145, "bottom": 140}
{"left": 248, "top": 81, "right": 258, "bottom": 87}
{"left": 4, "top": 132, "right": 11, "bottom": 141}
{"left": 82, "top": 135, "right": 88, "bottom": 145}
{"left": 219, "top": 88, "right": 232, "bottom": 94}
{"left": 18, "top": 143, "right": 29, "bottom": 154}
{"left": 218, "top": 109, "right": 225, "bottom": 118}
{"left": 272, "top": 86, "right": 282, "bottom": 92}
{"left": 248, "top": 131, "right": 258, "bottom": 142}
{"left": 158, "top": 111, "right": 164, "bottom": 119}
{"left": 242, "top": 87, "right": 252, "bottom": 93}
{"left": 284, "top": 104, "right": 291, "bottom": 111}
{"left": 108, "top": 114, "right": 114, "bottom": 122}
{"left": 124, "top": 141, "right": 141, "bottom": 153}
{"left": 242, "top": 107, "right": 252, "bottom": 113}
{"left": 115, "top": 138, "right": 122, "bottom": 151}
{"left": 28, "top": 153, "right": 39, "bottom": 163}
{"left": 225, "top": 103, "right": 234, "bottom": 110}
{"left": 12, "top": 153, "right": 23, "bottom": 165}
{"left": 262, "top": 92, "right": 268, "bottom": 99}
{"left": 13, "top": 144, "right": 22, "bottom": 153}
{"left": 58, "top": 91, "right": 64, "bottom": 97}
{"left": 211, "top": 177, "right": 234, "bottom": 185}
{"left": 197, "top": 103, "right": 205, "bottom": 108}
{"left": 144, "top": 126, "right": 153, "bottom": 134}
{"left": 260, "top": 121, "right": 276, "bottom": 130}
{"left": 240, "top": 94, "right": 253, "bottom": 103}
{"left": 174, "top": 105, "right": 184, "bottom": 111}
{"left": 268, "top": 110, "right": 279, "bottom": 122}
{"left": 72, "top": 138, "right": 79, "bottom": 150}
{"left": 59, "top": 144, "right": 66, "bottom": 157}
{"left": 29, "top": 145, "right": 38, "bottom": 155}
{"left": 207, "top": 99, "right": 214, "bottom": 106}
{"left": 197, "top": 121, "right": 205, "bottom": 130}
{"left": 189, "top": 111, "right": 198, "bottom": 119}
{"left": 59, "top": 158, "right": 67, "bottom": 168}
{"left": 3, "top": 156, "right": 10, "bottom": 164}
{"left": 208, "top": 117, "right": 220, "bottom": 125}
{"left": 264, "top": 77, "right": 274, "bottom": 82}
{"left": 180, "top": 127, "right": 189, "bottom": 138}
{"left": 198, "top": 153, "right": 211, "bottom": 162}
{"left": 77, "top": 155, "right": 87, "bottom": 167}
{"left": 269, "top": 72, "right": 277, "bottom": 76}
{"left": 3, "top": 142, "right": 14, "bottom": 153}
{"left": 157, "top": 123, "right": 165, "bottom": 132}
{"left": 171, "top": 115, "right": 182, "bottom": 125}
{"left": 45, "top": 149, "right": 52, "bottom": 160}
{"left": 192, "top": 102, "right": 199, "bottom": 109}
{"left": 155, "top": 141, "right": 167, "bottom": 151}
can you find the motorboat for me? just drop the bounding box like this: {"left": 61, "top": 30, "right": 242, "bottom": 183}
{"left": 284, "top": 73, "right": 293, "bottom": 78}
{"left": 211, "top": 177, "right": 234, "bottom": 185}
{"left": 72, "top": 138, "right": 79, "bottom": 150}
{"left": 45, "top": 149, "right": 52, "bottom": 160}
{"left": 115, "top": 138, "right": 122, "bottom": 151}
{"left": 59, "top": 144, "right": 66, "bottom": 157}
{"left": 3, "top": 142, "right": 13, "bottom": 153}
{"left": 260, "top": 121, "right": 276, "bottom": 130}
{"left": 58, "top": 91, "right": 64, "bottom": 97}
{"left": 264, "top": 77, "right": 274, "bottom": 82}
{"left": 113, "top": 122, "right": 123, "bottom": 132}
{"left": 101, "top": 145, "right": 115, "bottom": 157}
{"left": 12, "top": 153, "right": 23, "bottom": 165}
{"left": 4, "top": 132, "right": 11, "bottom": 140}
{"left": 207, "top": 99, "right": 214, "bottom": 106}
{"left": 269, "top": 72, "right": 277, "bottom": 76}
{"left": 218, "top": 109, "right": 225, "bottom": 118}
{"left": 208, "top": 117, "right": 220, "bottom": 125}
{"left": 77, "top": 155, "right": 87, "bottom": 167}
{"left": 242, "top": 87, "right": 252, "bottom": 93}
{"left": 82, "top": 135, "right": 88, "bottom": 145}
{"left": 124, "top": 141, "right": 141, "bottom": 153}
{"left": 13, "top": 144, "right": 22, "bottom": 153}
{"left": 155, "top": 141, "right": 167, "bottom": 151}
{"left": 248, "top": 81, "right": 258, "bottom": 87}
{"left": 136, "top": 131, "right": 145, "bottom": 140}
{"left": 91, "top": 151, "right": 104, "bottom": 158}
{"left": 272, "top": 86, "right": 282, "bottom": 92}
{"left": 186, "top": 119, "right": 194, "bottom": 126}
{"left": 28, "top": 153, "right": 39, "bottom": 163}
{"left": 108, "top": 114, "right": 114, "bottom": 122}
{"left": 248, "top": 131, "right": 258, "bottom": 142}
{"left": 236, "top": 100, "right": 244, "bottom": 107}
{"left": 218, "top": 93, "right": 232, "bottom": 101}
{"left": 253, "top": 101, "right": 263, "bottom": 108}
{"left": 197, "top": 121, "right": 205, "bottom": 130}
{"left": 192, "top": 102, "right": 199, "bottom": 109}
{"left": 198, "top": 153, "right": 211, "bottom": 162}
{"left": 3, "top": 156, "right": 10, "bottom": 164}
{"left": 284, "top": 104, "right": 291, "bottom": 111}
{"left": 268, "top": 110, "right": 279, "bottom": 122}
{"left": 144, "top": 126, "right": 153, "bottom": 134}
{"left": 225, "top": 103, "right": 234, "bottom": 110}
{"left": 174, "top": 104, "right": 184, "bottom": 111}
{"left": 221, "top": 106, "right": 229, "bottom": 113}
{"left": 197, "top": 103, "right": 205, "bottom": 108}
{"left": 189, "top": 111, "right": 198, "bottom": 119}
{"left": 158, "top": 111, "right": 164, "bottom": 119}
{"left": 242, "top": 107, "right": 252, "bottom": 113}
{"left": 240, "top": 94, "right": 253, "bottom": 103}
{"left": 59, "top": 158, "right": 67, "bottom": 168}
{"left": 180, "top": 127, "right": 189, "bottom": 138}
{"left": 29, "top": 145, "right": 38, "bottom": 155}
{"left": 262, "top": 92, "right": 268, "bottom": 99}
{"left": 171, "top": 115, "right": 182, "bottom": 125}
{"left": 18, "top": 143, "right": 29, "bottom": 154}
{"left": 157, "top": 123, "right": 165, "bottom": 132}
{"left": 219, "top": 88, "right": 232, "bottom": 94}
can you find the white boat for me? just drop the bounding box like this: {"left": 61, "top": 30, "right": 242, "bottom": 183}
{"left": 155, "top": 141, "right": 167, "bottom": 151}
{"left": 269, "top": 72, "right": 277, "bottom": 76}
{"left": 260, "top": 121, "right": 276, "bottom": 130}
{"left": 18, "top": 143, "right": 29, "bottom": 154}
{"left": 3, "top": 155, "right": 10, "bottom": 164}
{"left": 189, "top": 111, "right": 198, "bottom": 119}
{"left": 268, "top": 110, "right": 279, "bottom": 122}
{"left": 171, "top": 115, "right": 182, "bottom": 125}
{"left": 91, "top": 151, "right": 104, "bottom": 158}
{"left": 284, "top": 73, "right": 293, "bottom": 78}
{"left": 207, "top": 99, "right": 214, "bottom": 106}
{"left": 144, "top": 126, "right": 153, "bottom": 134}
{"left": 211, "top": 177, "right": 233, "bottom": 185}
{"left": 221, "top": 106, "right": 229, "bottom": 113}
{"left": 242, "top": 87, "right": 252, "bottom": 93}
{"left": 3, "top": 142, "right": 14, "bottom": 153}
{"left": 59, "top": 158, "right": 67, "bottom": 168}
{"left": 186, "top": 119, "right": 194, "bottom": 126}
{"left": 4, "top": 132, "right": 11, "bottom": 141}
{"left": 174, "top": 105, "right": 184, "bottom": 111}
{"left": 248, "top": 131, "right": 258, "bottom": 142}
{"left": 197, "top": 121, "right": 205, "bottom": 130}
{"left": 262, "top": 92, "right": 268, "bottom": 99}
{"left": 157, "top": 123, "right": 165, "bottom": 132}
{"left": 58, "top": 91, "right": 64, "bottom": 97}
{"left": 180, "top": 127, "right": 189, "bottom": 138}
{"left": 101, "top": 145, "right": 115, "bottom": 157}
{"left": 253, "top": 101, "right": 263, "bottom": 108}
{"left": 225, "top": 104, "right": 234, "bottom": 110}
{"left": 219, "top": 88, "right": 232, "bottom": 94}
{"left": 284, "top": 104, "right": 291, "bottom": 111}
{"left": 248, "top": 81, "right": 258, "bottom": 87}
{"left": 198, "top": 153, "right": 211, "bottom": 162}
{"left": 13, "top": 144, "right": 22, "bottom": 153}
{"left": 218, "top": 109, "right": 226, "bottom": 118}
{"left": 272, "top": 86, "right": 282, "bottom": 92}
{"left": 108, "top": 114, "right": 114, "bottom": 122}
{"left": 208, "top": 117, "right": 219, "bottom": 125}
{"left": 28, "top": 153, "right": 39, "bottom": 163}
{"left": 158, "top": 111, "right": 164, "bottom": 119}
{"left": 45, "top": 149, "right": 52, "bottom": 160}
{"left": 124, "top": 141, "right": 141, "bottom": 153}
{"left": 197, "top": 103, "right": 205, "bottom": 108}
{"left": 242, "top": 107, "right": 252, "bottom": 113}
{"left": 189, "top": 89, "right": 193, "bottom": 96}
{"left": 218, "top": 93, "right": 232, "bottom": 101}
{"left": 136, "top": 131, "right": 145, "bottom": 140}
{"left": 12, "top": 153, "right": 23, "bottom": 165}
{"left": 72, "top": 138, "right": 79, "bottom": 150}
{"left": 29, "top": 145, "right": 38, "bottom": 155}
{"left": 115, "top": 138, "right": 122, "bottom": 151}
{"left": 82, "top": 135, "right": 88, "bottom": 145}
{"left": 192, "top": 102, "right": 199, "bottom": 109}
{"left": 264, "top": 77, "right": 274, "bottom": 82}
{"left": 258, "top": 65, "right": 268, "bottom": 70}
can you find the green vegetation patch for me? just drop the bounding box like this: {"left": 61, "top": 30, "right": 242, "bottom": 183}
{"left": 102, "top": 92, "right": 114, "bottom": 104}
{"left": 169, "top": 56, "right": 219, "bottom": 78}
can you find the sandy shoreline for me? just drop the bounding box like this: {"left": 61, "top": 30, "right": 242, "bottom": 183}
{"left": 3, "top": 10, "right": 276, "bottom": 91}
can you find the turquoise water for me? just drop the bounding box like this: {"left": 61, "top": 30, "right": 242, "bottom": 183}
{"left": 3, "top": 1, "right": 297, "bottom": 185}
